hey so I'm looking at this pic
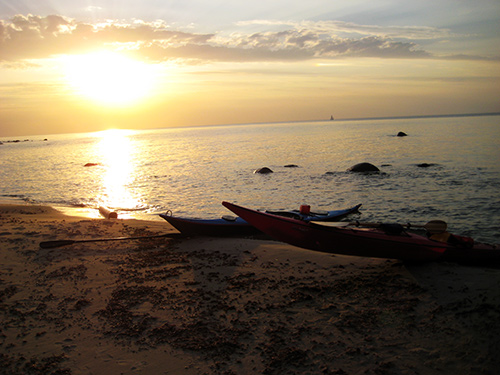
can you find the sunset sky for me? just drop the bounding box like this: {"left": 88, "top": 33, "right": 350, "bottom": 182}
{"left": 1, "top": 0, "right": 499, "bottom": 137}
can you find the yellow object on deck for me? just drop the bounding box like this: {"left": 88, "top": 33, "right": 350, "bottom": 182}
{"left": 430, "top": 232, "right": 451, "bottom": 243}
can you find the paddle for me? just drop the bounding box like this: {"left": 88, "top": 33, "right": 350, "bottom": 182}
{"left": 313, "top": 219, "right": 447, "bottom": 233}
{"left": 39, "top": 233, "right": 185, "bottom": 249}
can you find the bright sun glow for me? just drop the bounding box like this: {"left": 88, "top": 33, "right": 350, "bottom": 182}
{"left": 96, "top": 129, "right": 143, "bottom": 212}
{"left": 63, "top": 51, "right": 156, "bottom": 106}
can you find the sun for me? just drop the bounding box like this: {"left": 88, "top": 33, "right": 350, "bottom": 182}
{"left": 63, "top": 51, "right": 156, "bottom": 106}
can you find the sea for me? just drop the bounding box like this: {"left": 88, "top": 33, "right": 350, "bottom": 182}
{"left": 1, "top": 115, "right": 499, "bottom": 244}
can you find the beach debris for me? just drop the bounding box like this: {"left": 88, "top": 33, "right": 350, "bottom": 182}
{"left": 284, "top": 164, "right": 299, "bottom": 168}
{"left": 99, "top": 206, "right": 118, "bottom": 219}
{"left": 84, "top": 162, "right": 100, "bottom": 167}
{"left": 397, "top": 131, "right": 408, "bottom": 137}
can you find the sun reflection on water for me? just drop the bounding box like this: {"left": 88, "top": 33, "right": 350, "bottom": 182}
{"left": 96, "top": 129, "right": 141, "bottom": 215}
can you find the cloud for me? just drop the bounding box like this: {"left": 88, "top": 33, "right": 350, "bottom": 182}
{"left": 0, "top": 14, "right": 490, "bottom": 65}
{"left": 85, "top": 6, "right": 103, "bottom": 12}
{"left": 0, "top": 15, "right": 214, "bottom": 61}
{"left": 237, "top": 19, "right": 457, "bottom": 40}
{"left": 214, "top": 30, "right": 430, "bottom": 60}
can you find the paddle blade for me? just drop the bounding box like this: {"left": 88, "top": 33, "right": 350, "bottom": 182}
{"left": 423, "top": 220, "right": 447, "bottom": 234}
{"left": 39, "top": 240, "right": 76, "bottom": 249}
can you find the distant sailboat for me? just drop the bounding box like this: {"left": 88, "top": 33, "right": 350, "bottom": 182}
{"left": 330, "top": 115, "right": 334, "bottom": 121}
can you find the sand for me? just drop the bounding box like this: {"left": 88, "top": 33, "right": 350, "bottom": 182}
{"left": 1, "top": 203, "right": 500, "bottom": 375}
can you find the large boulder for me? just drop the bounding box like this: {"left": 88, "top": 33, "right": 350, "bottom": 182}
{"left": 347, "top": 162, "right": 380, "bottom": 173}
{"left": 254, "top": 167, "right": 273, "bottom": 174}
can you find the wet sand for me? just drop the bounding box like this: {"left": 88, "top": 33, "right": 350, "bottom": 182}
{"left": 1, "top": 204, "right": 500, "bottom": 374}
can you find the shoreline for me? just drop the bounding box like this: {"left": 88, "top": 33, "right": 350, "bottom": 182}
{"left": 0, "top": 197, "right": 164, "bottom": 222}
{"left": 1, "top": 203, "right": 500, "bottom": 374}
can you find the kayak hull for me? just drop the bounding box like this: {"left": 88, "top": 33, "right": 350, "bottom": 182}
{"left": 160, "top": 204, "right": 361, "bottom": 237}
{"left": 159, "top": 215, "right": 260, "bottom": 237}
{"left": 222, "top": 201, "right": 499, "bottom": 265}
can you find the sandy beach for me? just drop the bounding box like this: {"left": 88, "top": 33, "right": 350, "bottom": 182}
{"left": 1, "top": 204, "right": 500, "bottom": 374}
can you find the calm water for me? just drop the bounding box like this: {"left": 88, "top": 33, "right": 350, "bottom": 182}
{"left": 1, "top": 115, "right": 499, "bottom": 244}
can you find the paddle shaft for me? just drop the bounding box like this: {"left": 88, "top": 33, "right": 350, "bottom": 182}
{"left": 39, "top": 233, "right": 184, "bottom": 249}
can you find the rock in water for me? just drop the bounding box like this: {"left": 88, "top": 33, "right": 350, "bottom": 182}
{"left": 254, "top": 167, "right": 273, "bottom": 174}
{"left": 347, "top": 162, "right": 380, "bottom": 172}
{"left": 417, "top": 163, "right": 437, "bottom": 168}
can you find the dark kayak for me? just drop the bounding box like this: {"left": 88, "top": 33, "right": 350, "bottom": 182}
{"left": 222, "top": 201, "right": 499, "bottom": 265}
{"left": 159, "top": 204, "right": 361, "bottom": 237}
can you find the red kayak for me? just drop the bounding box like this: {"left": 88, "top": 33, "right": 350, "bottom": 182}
{"left": 222, "top": 201, "right": 499, "bottom": 265}
{"left": 160, "top": 204, "right": 361, "bottom": 237}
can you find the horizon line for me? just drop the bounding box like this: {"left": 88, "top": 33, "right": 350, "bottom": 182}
{"left": 1, "top": 111, "right": 499, "bottom": 139}
{"left": 186, "top": 111, "right": 500, "bottom": 130}
{"left": 333, "top": 111, "right": 500, "bottom": 122}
